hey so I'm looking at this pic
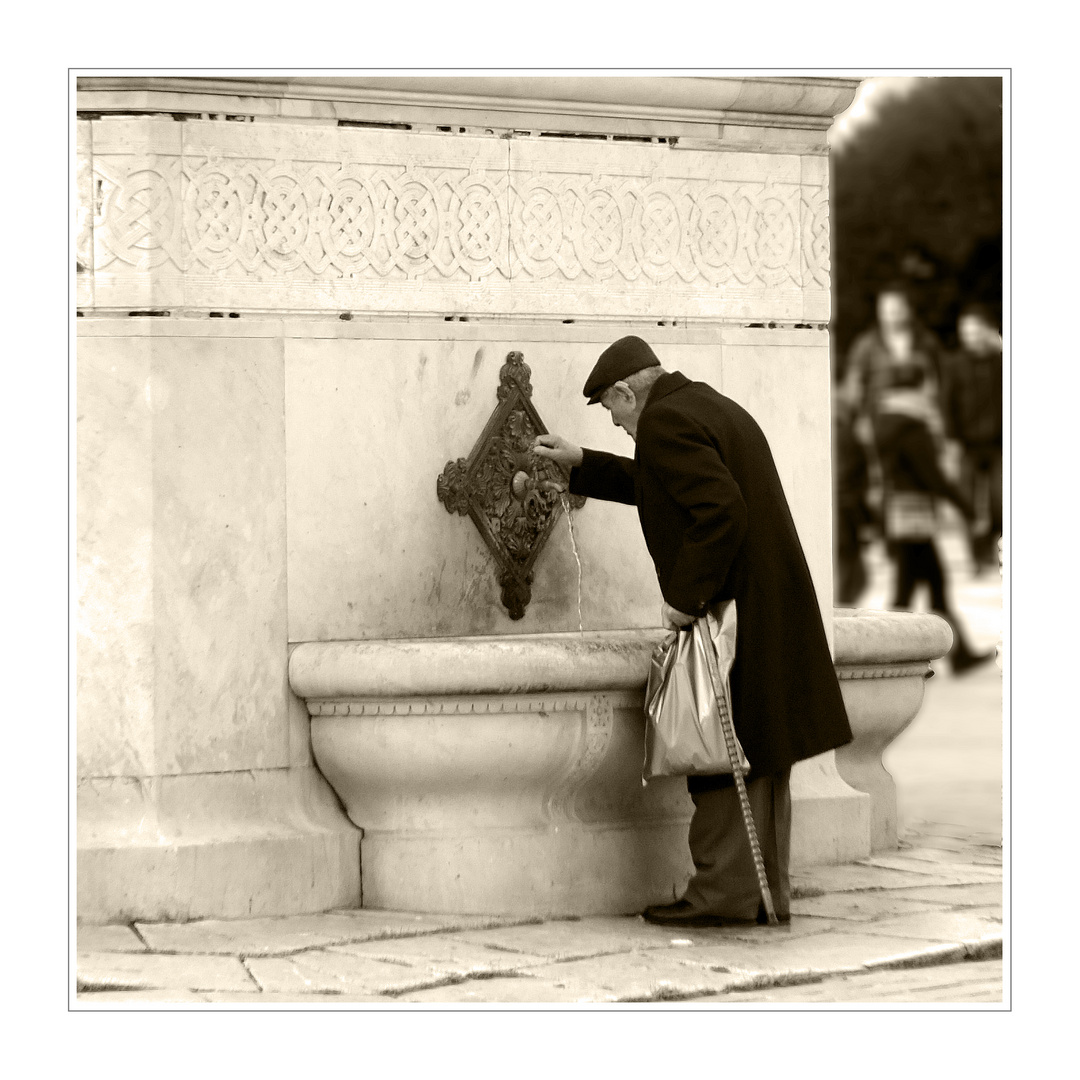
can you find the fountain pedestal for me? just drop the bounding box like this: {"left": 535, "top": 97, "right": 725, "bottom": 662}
{"left": 833, "top": 609, "right": 954, "bottom": 851}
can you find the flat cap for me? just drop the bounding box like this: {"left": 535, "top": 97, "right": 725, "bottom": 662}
{"left": 583, "top": 336, "right": 660, "bottom": 403}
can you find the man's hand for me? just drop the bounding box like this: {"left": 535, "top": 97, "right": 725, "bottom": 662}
{"left": 662, "top": 602, "right": 695, "bottom": 630}
{"left": 532, "top": 433, "right": 583, "bottom": 470}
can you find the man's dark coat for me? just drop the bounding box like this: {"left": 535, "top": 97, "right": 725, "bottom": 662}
{"left": 569, "top": 371, "right": 851, "bottom": 789}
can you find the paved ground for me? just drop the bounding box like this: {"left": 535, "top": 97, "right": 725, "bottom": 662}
{"left": 75, "top": 530, "right": 1004, "bottom": 1008}
{"left": 74, "top": 827, "right": 1002, "bottom": 1006}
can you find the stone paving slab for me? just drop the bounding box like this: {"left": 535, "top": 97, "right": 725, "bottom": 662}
{"left": 853, "top": 907, "right": 1002, "bottom": 943}
{"left": 903, "top": 834, "right": 970, "bottom": 852}
{"left": 870, "top": 883, "right": 1002, "bottom": 908}
{"left": 202, "top": 991, "right": 397, "bottom": 1004}
{"left": 791, "top": 862, "right": 990, "bottom": 894}
{"left": 889, "top": 846, "right": 1004, "bottom": 869}
{"left": 77, "top": 951, "right": 258, "bottom": 993}
{"left": 672, "top": 930, "right": 953, "bottom": 976}
{"left": 902, "top": 821, "right": 999, "bottom": 843}
{"left": 76, "top": 990, "right": 213, "bottom": 1003}
{"left": 444, "top": 916, "right": 737, "bottom": 960}
{"left": 325, "top": 909, "right": 540, "bottom": 934}
{"left": 325, "top": 935, "right": 550, "bottom": 974}
{"left": 76, "top": 924, "right": 148, "bottom": 953}
{"left": 789, "top": 892, "right": 950, "bottom": 922}
{"left": 517, "top": 949, "right": 744, "bottom": 1002}
{"left": 76, "top": 989, "right": 399, "bottom": 1005}
{"left": 698, "top": 959, "right": 1004, "bottom": 1004}
{"left": 396, "top": 974, "right": 609, "bottom": 1004}
{"left": 859, "top": 855, "right": 1001, "bottom": 882}
{"left": 133, "top": 911, "right": 533, "bottom": 957}
{"left": 906, "top": 846, "right": 1002, "bottom": 867}
{"left": 693, "top": 916, "right": 856, "bottom": 943}
{"left": 244, "top": 947, "right": 539, "bottom": 997}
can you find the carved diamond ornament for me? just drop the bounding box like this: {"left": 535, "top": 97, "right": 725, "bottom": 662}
{"left": 437, "top": 352, "right": 585, "bottom": 620}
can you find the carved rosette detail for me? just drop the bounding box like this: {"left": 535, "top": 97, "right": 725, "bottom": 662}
{"left": 437, "top": 351, "right": 585, "bottom": 620}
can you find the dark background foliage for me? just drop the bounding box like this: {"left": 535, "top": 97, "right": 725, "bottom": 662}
{"left": 830, "top": 76, "right": 1003, "bottom": 374}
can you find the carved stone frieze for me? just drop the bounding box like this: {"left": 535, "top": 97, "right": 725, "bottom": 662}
{"left": 80, "top": 121, "right": 831, "bottom": 318}
{"left": 437, "top": 351, "right": 585, "bottom": 620}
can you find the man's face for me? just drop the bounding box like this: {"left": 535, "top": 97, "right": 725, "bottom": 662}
{"left": 600, "top": 383, "right": 639, "bottom": 440}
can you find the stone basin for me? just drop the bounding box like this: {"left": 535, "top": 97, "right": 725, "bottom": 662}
{"left": 289, "top": 611, "right": 950, "bottom": 915}
{"left": 290, "top": 631, "right": 691, "bottom": 917}
{"left": 832, "top": 608, "right": 954, "bottom": 851}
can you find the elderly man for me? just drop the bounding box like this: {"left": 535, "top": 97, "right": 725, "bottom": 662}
{"left": 534, "top": 336, "right": 851, "bottom": 927}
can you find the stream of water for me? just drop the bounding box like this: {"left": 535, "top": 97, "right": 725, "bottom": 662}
{"left": 560, "top": 493, "right": 584, "bottom": 634}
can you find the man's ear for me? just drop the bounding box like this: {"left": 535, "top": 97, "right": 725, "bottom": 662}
{"left": 610, "top": 380, "right": 635, "bottom": 407}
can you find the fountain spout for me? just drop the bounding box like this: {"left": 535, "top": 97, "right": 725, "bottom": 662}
{"left": 436, "top": 350, "right": 584, "bottom": 619}
{"left": 512, "top": 469, "right": 566, "bottom": 501}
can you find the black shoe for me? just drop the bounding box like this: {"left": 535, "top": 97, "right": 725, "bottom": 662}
{"left": 642, "top": 900, "right": 790, "bottom": 928}
{"left": 952, "top": 649, "right": 996, "bottom": 675}
{"left": 641, "top": 900, "right": 728, "bottom": 927}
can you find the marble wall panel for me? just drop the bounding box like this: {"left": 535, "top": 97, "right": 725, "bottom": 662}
{"left": 719, "top": 341, "right": 834, "bottom": 628}
{"left": 149, "top": 335, "right": 290, "bottom": 773}
{"left": 77, "top": 338, "right": 156, "bottom": 776}
{"left": 285, "top": 333, "right": 670, "bottom": 642}
{"left": 284, "top": 326, "right": 832, "bottom": 642}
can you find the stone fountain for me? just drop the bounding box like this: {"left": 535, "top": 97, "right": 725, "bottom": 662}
{"left": 76, "top": 75, "right": 949, "bottom": 922}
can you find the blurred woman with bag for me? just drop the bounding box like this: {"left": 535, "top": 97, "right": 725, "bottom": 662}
{"left": 874, "top": 364, "right": 994, "bottom": 675}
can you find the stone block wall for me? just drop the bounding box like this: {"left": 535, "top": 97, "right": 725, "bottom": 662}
{"left": 76, "top": 76, "right": 863, "bottom": 920}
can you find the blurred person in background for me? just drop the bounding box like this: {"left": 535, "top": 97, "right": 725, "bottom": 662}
{"left": 837, "top": 282, "right": 947, "bottom": 564}
{"left": 833, "top": 388, "right": 872, "bottom": 606}
{"left": 941, "top": 302, "right": 1003, "bottom": 575}
{"left": 874, "top": 363, "right": 994, "bottom": 675}
{"left": 840, "top": 281, "right": 945, "bottom": 423}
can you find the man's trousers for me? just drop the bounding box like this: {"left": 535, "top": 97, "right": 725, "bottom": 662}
{"left": 681, "top": 769, "right": 792, "bottom": 920}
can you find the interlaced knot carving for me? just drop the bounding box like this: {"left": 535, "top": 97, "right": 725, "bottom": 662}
{"left": 86, "top": 131, "right": 827, "bottom": 305}
{"left": 437, "top": 352, "right": 585, "bottom": 620}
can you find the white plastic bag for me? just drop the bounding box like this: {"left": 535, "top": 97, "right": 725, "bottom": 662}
{"left": 643, "top": 601, "right": 748, "bottom": 782}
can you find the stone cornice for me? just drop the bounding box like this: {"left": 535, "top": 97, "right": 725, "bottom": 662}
{"left": 290, "top": 609, "right": 949, "bottom": 704}
{"left": 834, "top": 608, "right": 953, "bottom": 666}
{"left": 77, "top": 75, "right": 860, "bottom": 130}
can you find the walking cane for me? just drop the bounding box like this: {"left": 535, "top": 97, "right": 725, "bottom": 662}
{"left": 699, "top": 613, "right": 779, "bottom": 926}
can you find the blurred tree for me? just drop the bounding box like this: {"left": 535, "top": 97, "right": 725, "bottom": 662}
{"left": 831, "top": 77, "right": 1002, "bottom": 373}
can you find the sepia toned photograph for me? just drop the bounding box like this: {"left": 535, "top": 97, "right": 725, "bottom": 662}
{"left": 72, "top": 70, "right": 1006, "bottom": 1012}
